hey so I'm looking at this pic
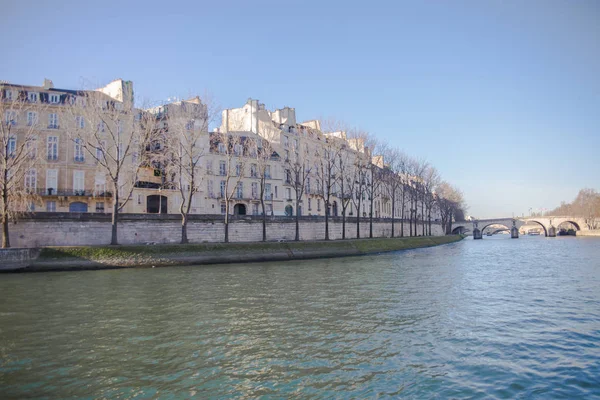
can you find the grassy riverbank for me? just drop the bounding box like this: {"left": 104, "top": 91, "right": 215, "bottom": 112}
{"left": 9, "top": 235, "right": 464, "bottom": 272}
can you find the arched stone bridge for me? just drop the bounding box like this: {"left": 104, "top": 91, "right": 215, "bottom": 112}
{"left": 451, "top": 216, "right": 589, "bottom": 237}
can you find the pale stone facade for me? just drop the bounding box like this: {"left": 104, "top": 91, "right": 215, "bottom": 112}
{"left": 2, "top": 79, "right": 440, "bottom": 229}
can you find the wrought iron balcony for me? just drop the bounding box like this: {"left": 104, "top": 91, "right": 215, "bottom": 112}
{"left": 35, "top": 188, "right": 113, "bottom": 197}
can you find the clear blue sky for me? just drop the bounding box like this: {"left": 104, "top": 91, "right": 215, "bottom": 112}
{"left": 3, "top": 0, "right": 599, "bottom": 218}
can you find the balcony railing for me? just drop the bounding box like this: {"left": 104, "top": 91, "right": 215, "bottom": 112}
{"left": 35, "top": 188, "right": 113, "bottom": 197}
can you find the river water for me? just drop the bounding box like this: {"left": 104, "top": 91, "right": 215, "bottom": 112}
{"left": 1, "top": 236, "right": 599, "bottom": 398}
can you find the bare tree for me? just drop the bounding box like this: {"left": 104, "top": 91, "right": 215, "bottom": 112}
{"left": 63, "top": 88, "right": 155, "bottom": 245}
{"left": 248, "top": 135, "right": 276, "bottom": 241}
{"left": 211, "top": 132, "right": 248, "bottom": 242}
{"left": 347, "top": 130, "right": 370, "bottom": 238}
{"left": 0, "top": 87, "right": 44, "bottom": 247}
{"left": 382, "top": 146, "right": 407, "bottom": 238}
{"left": 337, "top": 137, "right": 355, "bottom": 239}
{"left": 436, "top": 181, "right": 466, "bottom": 234}
{"left": 365, "top": 136, "right": 385, "bottom": 238}
{"left": 423, "top": 165, "right": 440, "bottom": 236}
{"left": 315, "top": 134, "right": 343, "bottom": 240}
{"left": 285, "top": 144, "right": 311, "bottom": 241}
{"left": 160, "top": 96, "right": 218, "bottom": 243}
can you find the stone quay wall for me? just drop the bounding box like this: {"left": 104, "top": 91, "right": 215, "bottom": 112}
{"left": 8, "top": 213, "right": 445, "bottom": 248}
{"left": 0, "top": 248, "right": 41, "bottom": 270}
{"left": 577, "top": 230, "right": 600, "bottom": 237}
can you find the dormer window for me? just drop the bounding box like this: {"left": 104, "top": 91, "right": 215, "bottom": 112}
{"left": 4, "top": 90, "right": 12, "bottom": 101}
{"left": 49, "top": 93, "right": 60, "bottom": 104}
{"left": 28, "top": 92, "right": 38, "bottom": 103}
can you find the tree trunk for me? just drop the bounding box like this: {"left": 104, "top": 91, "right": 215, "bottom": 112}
{"left": 224, "top": 201, "right": 229, "bottom": 243}
{"left": 400, "top": 191, "right": 405, "bottom": 237}
{"left": 261, "top": 199, "right": 266, "bottom": 242}
{"left": 181, "top": 214, "right": 189, "bottom": 244}
{"left": 356, "top": 199, "right": 361, "bottom": 239}
{"left": 369, "top": 198, "right": 374, "bottom": 238}
{"left": 342, "top": 206, "right": 346, "bottom": 239}
{"left": 1, "top": 215, "right": 9, "bottom": 249}
{"left": 111, "top": 188, "right": 119, "bottom": 245}
{"left": 324, "top": 199, "right": 330, "bottom": 240}
{"left": 391, "top": 195, "right": 396, "bottom": 238}
{"left": 295, "top": 197, "right": 300, "bottom": 241}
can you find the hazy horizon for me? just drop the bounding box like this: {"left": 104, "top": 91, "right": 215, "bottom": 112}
{"left": 3, "top": 0, "right": 598, "bottom": 218}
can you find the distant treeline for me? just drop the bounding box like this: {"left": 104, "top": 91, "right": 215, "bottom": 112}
{"left": 546, "top": 188, "right": 600, "bottom": 230}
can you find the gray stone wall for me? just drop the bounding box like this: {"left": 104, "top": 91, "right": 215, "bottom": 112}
{"left": 7, "top": 213, "right": 445, "bottom": 247}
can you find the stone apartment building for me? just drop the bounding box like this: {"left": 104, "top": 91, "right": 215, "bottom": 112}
{"left": 2, "top": 78, "right": 433, "bottom": 222}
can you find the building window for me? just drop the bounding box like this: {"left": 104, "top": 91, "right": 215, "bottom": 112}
{"left": 285, "top": 150, "right": 289, "bottom": 161}
{"left": 220, "top": 180, "right": 226, "bottom": 198}
{"left": 26, "top": 136, "right": 37, "bottom": 158}
{"left": 5, "top": 110, "right": 17, "bottom": 125}
{"left": 308, "top": 198, "right": 312, "bottom": 211}
{"left": 286, "top": 188, "right": 291, "bottom": 200}
{"left": 95, "top": 202, "right": 105, "bottom": 213}
{"left": 251, "top": 182, "right": 258, "bottom": 199}
{"left": 317, "top": 199, "right": 321, "bottom": 211}
{"left": 206, "top": 160, "right": 213, "bottom": 175}
{"left": 250, "top": 164, "right": 257, "bottom": 178}
{"left": 219, "top": 161, "right": 226, "bottom": 176}
{"left": 266, "top": 204, "right": 273, "bottom": 215}
{"left": 264, "top": 165, "right": 271, "bottom": 179}
{"left": 27, "top": 111, "right": 37, "bottom": 126}
{"left": 98, "top": 121, "right": 105, "bottom": 132}
{"left": 46, "top": 201, "right": 56, "bottom": 212}
{"left": 265, "top": 183, "right": 272, "bottom": 199}
{"left": 235, "top": 163, "right": 241, "bottom": 177}
{"left": 253, "top": 203, "right": 259, "bottom": 215}
{"left": 96, "top": 140, "right": 106, "bottom": 161}
{"left": 76, "top": 116, "right": 85, "bottom": 129}
{"left": 274, "top": 186, "right": 278, "bottom": 198}
{"left": 7, "top": 136, "right": 16, "bottom": 157}
{"left": 117, "top": 119, "right": 123, "bottom": 134}
{"left": 218, "top": 143, "right": 226, "bottom": 154}
{"left": 94, "top": 172, "right": 106, "bottom": 195}
{"left": 25, "top": 169, "right": 36, "bottom": 193}
{"left": 234, "top": 144, "right": 242, "bottom": 156}
{"left": 49, "top": 94, "right": 60, "bottom": 104}
{"left": 73, "top": 170, "right": 85, "bottom": 195}
{"left": 74, "top": 138, "right": 84, "bottom": 162}
{"left": 4, "top": 90, "right": 13, "bottom": 101}
{"left": 220, "top": 203, "right": 226, "bottom": 214}
{"left": 27, "top": 92, "right": 38, "bottom": 103}
{"left": 48, "top": 113, "right": 59, "bottom": 129}
{"left": 207, "top": 180, "right": 214, "bottom": 197}
{"left": 46, "top": 169, "right": 58, "bottom": 193}
{"left": 235, "top": 182, "right": 243, "bottom": 199}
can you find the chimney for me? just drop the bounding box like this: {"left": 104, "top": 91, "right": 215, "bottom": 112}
{"left": 43, "top": 79, "right": 54, "bottom": 89}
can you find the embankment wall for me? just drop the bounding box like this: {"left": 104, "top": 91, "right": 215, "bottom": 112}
{"left": 7, "top": 213, "right": 445, "bottom": 248}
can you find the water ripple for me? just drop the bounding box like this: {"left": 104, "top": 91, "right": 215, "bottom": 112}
{"left": 1, "top": 236, "right": 600, "bottom": 398}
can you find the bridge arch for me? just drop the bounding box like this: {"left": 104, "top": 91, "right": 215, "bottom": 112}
{"left": 556, "top": 220, "right": 581, "bottom": 231}
{"left": 452, "top": 226, "right": 470, "bottom": 234}
{"left": 524, "top": 220, "right": 548, "bottom": 237}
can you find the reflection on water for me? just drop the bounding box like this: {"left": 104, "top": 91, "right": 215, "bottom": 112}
{"left": 1, "top": 236, "right": 600, "bottom": 398}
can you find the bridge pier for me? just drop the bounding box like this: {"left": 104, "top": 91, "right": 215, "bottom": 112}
{"left": 511, "top": 226, "right": 519, "bottom": 238}
{"left": 473, "top": 228, "right": 482, "bottom": 240}
{"left": 548, "top": 226, "right": 556, "bottom": 237}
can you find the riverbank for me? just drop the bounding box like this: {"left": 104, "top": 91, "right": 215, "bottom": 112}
{"left": 1, "top": 235, "right": 464, "bottom": 272}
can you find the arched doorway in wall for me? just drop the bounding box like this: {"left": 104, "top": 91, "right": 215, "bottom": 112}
{"left": 69, "top": 202, "right": 88, "bottom": 212}
{"left": 147, "top": 195, "right": 168, "bottom": 214}
{"left": 234, "top": 203, "right": 247, "bottom": 215}
{"left": 285, "top": 205, "right": 293, "bottom": 216}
